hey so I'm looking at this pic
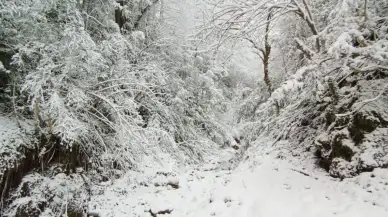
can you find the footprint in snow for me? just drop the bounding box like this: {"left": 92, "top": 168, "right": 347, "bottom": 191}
{"left": 283, "top": 183, "right": 291, "bottom": 190}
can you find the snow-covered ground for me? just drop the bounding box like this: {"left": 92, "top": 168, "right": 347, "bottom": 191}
{"left": 88, "top": 140, "right": 388, "bottom": 217}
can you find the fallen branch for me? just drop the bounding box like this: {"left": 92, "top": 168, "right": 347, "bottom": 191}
{"left": 290, "top": 168, "right": 310, "bottom": 177}
{"left": 149, "top": 209, "right": 172, "bottom": 217}
{"left": 290, "top": 168, "right": 319, "bottom": 180}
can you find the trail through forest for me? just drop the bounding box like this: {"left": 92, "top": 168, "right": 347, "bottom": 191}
{"left": 2, "top": 0, "right": 388, "bottom": 216}
{"left": 89, "top": 141, "right": 388, "bottom": 217}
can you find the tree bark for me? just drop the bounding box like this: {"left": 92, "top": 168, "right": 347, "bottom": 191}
{"left": 263, "top": 57, "right": 271, "bottom": 92}
{"left": 364, "top": 0, "right": 368, "bottom": 22}
{"left": 115, "top": 0, "right": 127, "bottom": 31}
{"left": 246, "top": 12, "right": 272, "bottom": 92}
{"left": 263, "top": 12, "right": 272, "bottom": 92}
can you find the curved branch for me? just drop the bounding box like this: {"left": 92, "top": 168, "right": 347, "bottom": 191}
{"left": 336, "top": 83, "right": 388, "bottom": 117}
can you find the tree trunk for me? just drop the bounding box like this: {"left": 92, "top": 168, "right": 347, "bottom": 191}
{"left": 115, "top": 1, "right": 127, "bottom": 31}
{"left": 263, "top": 53, "right": 272, "bottom": 92}
{"left": 364, "top": 0, "right": 368, "bottom": 22}
{"left": 263, "top": 13, "right": 272, "bottom": 92}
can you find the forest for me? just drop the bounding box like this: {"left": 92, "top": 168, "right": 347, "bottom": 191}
{"left": 0, "top": 0, "right": 388, "bottom": 216}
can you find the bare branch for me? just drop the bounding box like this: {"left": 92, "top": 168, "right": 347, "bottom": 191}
{"left": 295, "top": 38, "right": 315, "bottom": 59}
{"left": 336, "top": 83, "right": 388, "bottom": 117}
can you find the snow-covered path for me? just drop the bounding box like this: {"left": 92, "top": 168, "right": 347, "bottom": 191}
{"left": 89, "top": 150, "right": 388, "bottom": 217}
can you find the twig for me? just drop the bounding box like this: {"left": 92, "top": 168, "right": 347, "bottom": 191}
{"left": 291, "top": 168, "right": 310, "bottom": 177}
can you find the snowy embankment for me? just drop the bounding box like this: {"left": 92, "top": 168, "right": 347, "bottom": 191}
{"left": 0, "top": 116, "right": 34, "bottom": 182}
{"left": 89, "top": 139, "right": 388, "bottom": 217}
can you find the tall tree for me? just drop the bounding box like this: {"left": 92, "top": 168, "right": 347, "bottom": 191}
{"left": 246, "top": 12, "right": 273, "bottom": 92}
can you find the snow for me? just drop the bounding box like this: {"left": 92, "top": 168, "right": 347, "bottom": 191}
{"left": 6, "top": 171, "right": 90, "bottom": 217}
{"left": 0, "top": 61, "right": 5, "bottom": 71}
{"left": 3, "top": 0, "right": 388, "bottom": 216}
{"left": 88, "top": 142, "right": 388, "bottom": 217}
{"left": 360, "top": 128, "right": 388, "bottom": 168}
{"left": 0, "top": 116, "right": 34, "bottom": 174}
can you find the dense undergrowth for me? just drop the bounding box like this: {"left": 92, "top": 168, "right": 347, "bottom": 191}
{"left": 237, "top": 0, "right": 388, "bottom": 179}
{"left": 1, "top": 0, "right": 388, "bottom": 216}
{"left": 0, "top": 0, "right": 237, "bottom": 215}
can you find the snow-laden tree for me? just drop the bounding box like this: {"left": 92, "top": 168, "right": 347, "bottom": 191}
{"left": 0, "top": 0, "right": 240, "bottom": 215}
{"left": 205, "top": 0, "right": 388, "bottom": 178}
